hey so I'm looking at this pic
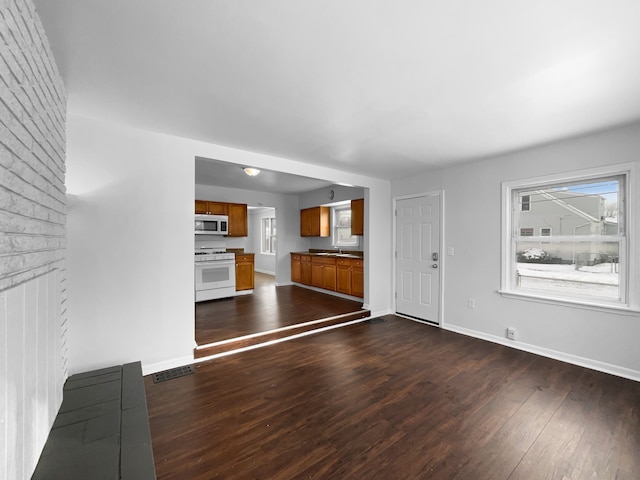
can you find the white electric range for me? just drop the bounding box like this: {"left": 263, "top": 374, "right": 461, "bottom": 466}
{"left": 194, "top": 247, "right": 236, "bottom": 302}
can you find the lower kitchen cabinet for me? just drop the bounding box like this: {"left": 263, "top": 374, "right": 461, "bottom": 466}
{"left": 351, "top": 259, "right": 364, "bottom": 298}
{"left": 292, "top": 252, "right": 363, "bottom": 298}
{"left": 311, "top": 256, "right": 337, "bottom": 291}
{"left": 235, "top": 253, "right": 254, "bottom": 291}
{"left": 336, "top": 260, "right": 352, "bottom": 295}
{"left": 291, "top": 254, "right": 302, "bottom": 283}
{"left": 336, "top": 258, "right": 364, "bottom": 298}
{"left": 301, "top": 255, "right": 312, "bottom": 285}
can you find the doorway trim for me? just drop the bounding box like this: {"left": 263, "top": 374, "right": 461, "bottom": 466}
{"left": 392, "top": 190, "right": 445, "bottom": 326}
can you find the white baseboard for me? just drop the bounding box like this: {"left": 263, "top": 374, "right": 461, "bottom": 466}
{"left": 442, "top": 323, "right": 640, "bottom": 383}
{"left": 254, "top": 268, "right": 275, "bottom": 276}
{"left": 142, "top": 355, "right": 194, "bottom": 376}
{"left": 290, "top": 282, "right": 365, "bottom": 303}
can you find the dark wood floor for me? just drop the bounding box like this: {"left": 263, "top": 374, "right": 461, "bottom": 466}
{"left": 195, "top": 272, "right": 366, "bottom": 346}
{"left": 145, "top": 315, "right": 640, "bottom": 480}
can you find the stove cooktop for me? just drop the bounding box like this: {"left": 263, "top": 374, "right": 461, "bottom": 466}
{"left": 194, "top": 248, "right": 235, "bottom": 262}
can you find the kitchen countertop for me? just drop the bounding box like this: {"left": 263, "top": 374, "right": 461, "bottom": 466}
{"left": 291, "top": 251, "right": 363, "bottom": 259}
{"left": 226, "top": 249, "right": 254, "bottom": 256}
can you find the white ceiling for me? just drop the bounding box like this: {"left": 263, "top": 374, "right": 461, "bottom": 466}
{"left": 35, "top": 0, "right": 640, "bottom": 185}
{"left": 195, "top": 157, "right": 333, "bottom": 194}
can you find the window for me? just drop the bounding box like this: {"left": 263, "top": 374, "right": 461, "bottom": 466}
{"left": 332, "top": 205, "right": 359, "bottom": 247}
{"left": 261, "top": 217, "right": 276, "bottom": 254}
{"left": 501, "top": 164, "right": 636, "bottom": 310}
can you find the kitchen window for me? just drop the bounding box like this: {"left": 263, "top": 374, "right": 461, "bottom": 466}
{"left": 500, "top": 164, "right": 637, "bottom": 311}
{"left": 261, "top": 217, "right": 276, "bottom": 254}
{"left": 332, "top": 205, "right": 359, "bottom": 247}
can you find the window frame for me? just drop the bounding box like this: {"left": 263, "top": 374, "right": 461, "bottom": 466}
{"left": 500, "top": 163, "right": 638, "bottom": 313}
{"left": 332, "top": 204, "right": 360, "bottom": 247}
{"left": 261, "top": 217, "right": 276, "bottom": 255}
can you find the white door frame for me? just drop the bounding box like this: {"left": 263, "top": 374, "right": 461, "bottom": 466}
{"left": 392, "top": 190, "right": 445, "bottom": 326}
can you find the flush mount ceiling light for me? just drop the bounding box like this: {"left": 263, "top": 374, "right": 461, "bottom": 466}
{"left": 243, "top": 167, "right": 260, "bottom": 177}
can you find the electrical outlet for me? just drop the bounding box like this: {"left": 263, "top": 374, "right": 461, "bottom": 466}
{"left": 507, "top": 327, "right": 516, "bottom": 340}
{"left": 467, "top": 298, "right": 475, "bottom": 309}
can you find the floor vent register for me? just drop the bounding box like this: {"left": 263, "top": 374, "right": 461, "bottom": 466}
{"left": 152, "top": 365, "right": 195, "bottom": 383}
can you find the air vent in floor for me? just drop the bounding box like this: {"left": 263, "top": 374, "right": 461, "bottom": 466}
{"left": 152, "top": 365, "right": 195, "bottom": 383}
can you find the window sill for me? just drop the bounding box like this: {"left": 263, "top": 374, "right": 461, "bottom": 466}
{"left": 498, "top": 290, "right": 640, "bottom": 316}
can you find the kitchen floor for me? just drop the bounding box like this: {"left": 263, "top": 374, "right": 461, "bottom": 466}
{"left": 195, "top": 272, "right": 366, "bottom": 346}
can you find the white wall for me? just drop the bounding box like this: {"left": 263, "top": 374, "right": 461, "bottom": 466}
{"left": 67, "top": 115, "right": 392, "bottom": 375}
{"left": 0, "top": 1, "right": 67, "bottom": 478}
{"left": 391, "top": 123, "right": 640, "bottom": 380}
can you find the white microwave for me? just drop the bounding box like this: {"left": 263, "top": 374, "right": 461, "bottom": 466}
{"left": 195, "top": 214, "right": 229, "bottom": 235}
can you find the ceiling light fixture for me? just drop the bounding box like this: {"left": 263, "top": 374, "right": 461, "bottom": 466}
{"left": 243, "top": 167, "right": 261, "bottom": 177}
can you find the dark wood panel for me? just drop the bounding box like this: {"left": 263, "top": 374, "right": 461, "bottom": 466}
{"left": 146, "top": 316, "right": 640, "bottom": 480}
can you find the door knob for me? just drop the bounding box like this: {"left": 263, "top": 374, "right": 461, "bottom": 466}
{"left": 432, "top": 264, "right": 438, "bottom": 268}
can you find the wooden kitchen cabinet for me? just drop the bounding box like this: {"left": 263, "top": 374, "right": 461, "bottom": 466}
{"left": 351, "top": 258, "right": 364, "bottom": 298}
{"left": 336, "top": 259, "right": 352, "bottom": 295}
{"left": 323, "top": 262, "right": 337, "bottom": 291}
{"left": 351, "top": 198, "right": 364, "bottom": 236}
{"left": 311, "top": 256, "right": 336, "bottom": 291}
{"left": 227, "top": 203, "right": 248, "bottom": 237}
{"left": 235, "top": 253, "right": 254, "bottom": 291}
{"left": 195, "top": 200, "right": 247, "bottom": 237}
{"left": 336, "top": 257, "right": 364, "bottom": 298}
{"left": 291, "top": 254, "right": 302, "bottom": 283}
{"left": 301, "top": 255, "right": 312, "bottom": 285}
{"left": 294, "top": 253, "right": 363, "bottom": 298}
{"left": 195, "top": 200, "right": 228, "bottom": 215}
{"left": 300, "top": 206, "right": 330, "bottom": 237}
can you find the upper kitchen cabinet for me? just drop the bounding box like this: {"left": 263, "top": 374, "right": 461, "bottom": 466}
{"left": 195, "top": 200, "right": 228, "bottom": 215}
{"left": 300, "top": 206, "right": 330, "bottom": 237}
{"left": 351, "top": 198, "right": 364, "bottom": 236}
{"left": 227, "top": 203, "right": 248, "bottom": 237}
{"left": 195, "top": 200, "right": 247, "bottom": 237}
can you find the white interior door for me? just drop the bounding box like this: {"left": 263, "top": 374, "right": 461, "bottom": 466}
{"left": 395, "top": 194, "right": 441, "bottom": 324}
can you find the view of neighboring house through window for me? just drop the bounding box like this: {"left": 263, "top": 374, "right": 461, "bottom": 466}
{"left": 261, "top": 217, "right": 276, "bottom": 254}
{"left": 502, "top": 167, "right": 633, "bottom": 308}
{"left": 333, "top": 205, "right": 359, "bottom": 247}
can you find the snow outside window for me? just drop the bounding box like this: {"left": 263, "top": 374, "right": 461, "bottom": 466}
{"left": 501, "top": 165, "right": 636, "bottom": 310}
{"left": 332, "top": 205, "right": 359, "bottom": 247}
{"left": 261, "top": 217, "right": 276, "bottom": 254}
